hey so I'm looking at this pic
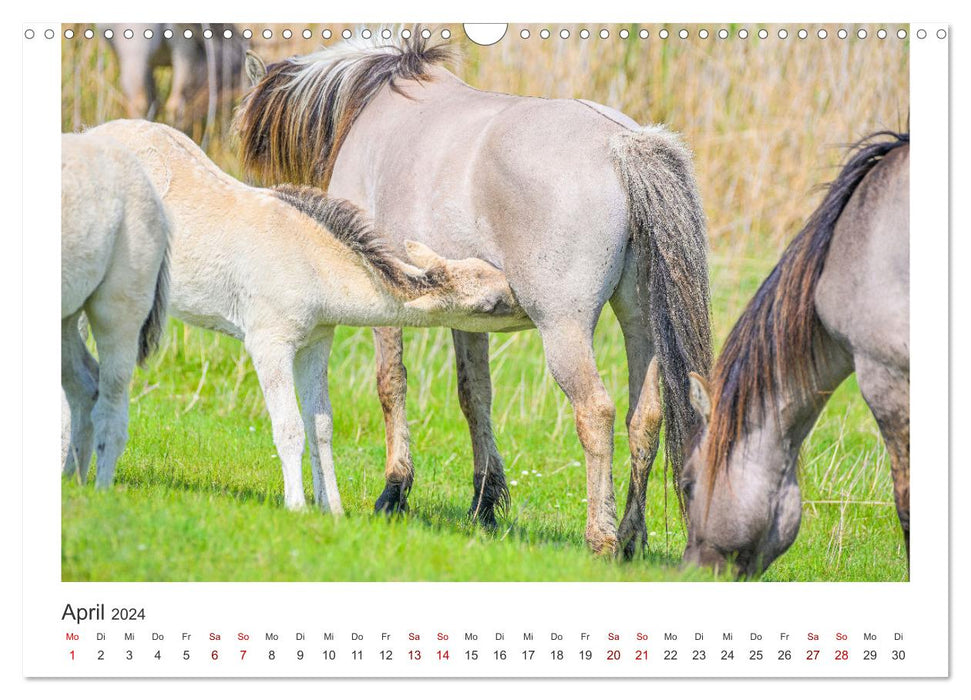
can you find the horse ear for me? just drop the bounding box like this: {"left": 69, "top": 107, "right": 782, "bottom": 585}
{"left": 245, "top": 51, "right": 267, "bottom": 87}
{"left": 688, "top": 372, "right": 712, "bottom": 423}
{"left": 404, "top": 240, "right": 446, "bottom": 271}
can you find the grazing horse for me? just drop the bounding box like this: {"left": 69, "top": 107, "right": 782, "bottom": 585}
{"left": 61, "top": 131, "right": 171, "bottom": 487}
{"left": 105, "top": 24, "right": 246, "bottom": 136}
{"left": 89, "top": 119, "right": 526, "bottom": 511}
{"left": 234, "top": 33, "right": 713, "bottom": 556}
{"left": 681, "top": 132, "right": 910, "bottom": 578}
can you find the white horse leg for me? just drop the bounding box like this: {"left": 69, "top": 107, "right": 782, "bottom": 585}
{"left": 294, "top": 331, "right": 343, "bottom": 515}
{"left": 84, "top": 310, "right": 140, "bottom": 489}
{"left": 539, "top": 320, "right": 618, "bottom": 555}
{"left": 248, "top": 339, "right": 307, "bottom": 510}
{"left": 61, "top": 314, "right": 98, "bottom": 482}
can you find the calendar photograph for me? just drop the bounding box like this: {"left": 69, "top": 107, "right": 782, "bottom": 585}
{"left": 55, "top": 22, "right": 914, "bottom": 585}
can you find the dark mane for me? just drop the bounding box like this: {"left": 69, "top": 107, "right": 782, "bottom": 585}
{"left": 234, "top": 28, "right": 455, "bottom": 189}
{"left": 271, "top": 185, "right": 435, "bottom": 297}
{"left": 703, "top": 131, "right": 910, "bottom": 489}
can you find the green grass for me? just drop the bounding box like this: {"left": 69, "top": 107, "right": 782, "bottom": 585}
{"left": 61, "top": 248, "right": 908, "bottom": 582}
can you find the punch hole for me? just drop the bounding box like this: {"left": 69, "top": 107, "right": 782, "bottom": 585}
{"left": 263, "top": 29, "right": 273, "bottom": 40}
{"left": 322, "top": 29, "right": 332, "bottom": 39}
{"left": 897, "top": 29, "right": 907, "bottom": 39}
{"left": 382, "top": 29, "right": 392, "bottom": 39}
{"left": 24, "top": 29, "right": 34, "bottom": 39}
{"left": 560, "top": 29, "right": 570, "bottom": 39}
{"left": 242, "top": 29, "right": 253, "bottom": 39}
{"left": 738, "top": 28, "right": 749, "bottom": 39}
{"left": 203, "top": 28, "right": 213, "bottom": 39}
{"left": 837, "top": 29, "right": 847, "bottom": 39}
{"left": 579, "top": 29, "right": 590, "bottom": 39}
{"left": 183, "top": 29, "right": 193, "bottom": 39}
{"left": 778, "top": 29, "right": 788, "bottom": 39}
{"left": 619, "top": 29, "right": 629, "bottom": 39}
{"left": 282, "top": 29, "right": 292, "bottom": 40}
{"left": 817, "top": 29, "right": 828, "bottom": 39}
{"left": 163, "top": 29, "right": 173, "bottom": 39}
{"left": 441, "top": 29, "right": 451, "bottom": 39}
{"left": 699, "top": 29, "right": 709, "bottom": 39}
{"left": 858, "top": 29, "right": 867, "bottom": 39}
{"left": 421, "top": 29, "right": 431, "bottom": 39}
{"left": 679, "top": 29, "right": 688, "bottom": 39}
{"left": 541, "top": 29, "right": 551, "bottom": 39}
{"left": 758, "top": 29, "right": 768, "bottom": 39}
{"left": 639, "top": 29, "right": 648, "bottom": 39}
{"left": 45, "top": 28, "right": 55, "bottom": 39}
{"left": 302, "top": 29, "right": 312, "bottom": 39}
{"left": 104, "top": 29, "right": 114, "bottom": 39}
{"left": 144, "top": 29, "right": 154, "bottom": 39}
{"left": 342, "top": 29, "right": 351, "bottom": 39}
{"left": 798, "top": 29, "right": 808, "bottom": 39}
{"left": 362, "top": 29, "right": 373, "bottom": 39}
{"left": 401, "top": 28, "right": 412, "bottom": 39}
{"left": 877, "top": 29, "right": 887, "bottom": 39}
{"left": 84, "top": 29, "right": 94, "bottom": 39}
{"left": 599, "top": 29, "right": 609, "bottom": 39}
{"left": 916, "top": 29, "right": 926, "bottom": 38}
{"left": 521, "top": 29, "right": 530, "bottom": 39}
{"left": 937, "top": 29, "right": 946, "bottom": 38}
{"left": 64, "top": 28, "right": 74, "bottom": 39}
{"left": 226, "top": 29, "right": 235, "bottom": 39}
{"left": 659, "top": 29, "right": 669, "bottom": 39}
{"left": 718, "top": 29, "right": 728, "bottom": 39}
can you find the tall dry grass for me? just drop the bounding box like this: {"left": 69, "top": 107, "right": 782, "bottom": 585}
{"left": 61, "top": 22, "right": 908, "bottom": 260}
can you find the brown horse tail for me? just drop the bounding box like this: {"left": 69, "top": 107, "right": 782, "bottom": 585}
{"left": 137, "top": 235, "right": 171, "bottom": 366}
{"left": 612, "top": 126, "right": 713, "bottom": 514}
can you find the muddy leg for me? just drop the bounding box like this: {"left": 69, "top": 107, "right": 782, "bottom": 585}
{"left": 372, "top": 327, "right": 414, "bottom": 514}
{"left": 453, "top": 330, "right": 508, "bottom": 529}
{"left": 856, "top": 356, "right": 910, "bottom": 566}
{"left": 540, "top": 322, "right": 618, "bottom": 555}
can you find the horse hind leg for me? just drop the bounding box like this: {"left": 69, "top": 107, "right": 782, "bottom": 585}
{"left": 611, "top": 283, "right": 663, "bottom": 559}
{"left": 540, "top": 321, "right": 618, "bottom": 555}
{"left": 856, "top": 355, "right": 910, "bottom": 567}
{"left": 453, "top": 330, "right": 508, "bottom": 529}
{"left": 83, "top": 306, "right": 141, "bottom": 489}
{"left": 61, "top": 314, "right": 99, "bottom": 482}
{"left": 372, "top": 327, "right": 415, "bottom": 515}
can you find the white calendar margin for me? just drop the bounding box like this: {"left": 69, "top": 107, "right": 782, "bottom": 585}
{"left": 20, "top": 17, "right": 949, "bottom": 679}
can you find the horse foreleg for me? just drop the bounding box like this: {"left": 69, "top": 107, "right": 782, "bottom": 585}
{"left": 249, "top": 339, "right": 307, "bottom": 511}
{"left": 453, "top": 330, "right": 508, "bottom": 529}
{"left": 541, "top": 322, "right": 618, "bottom": 555}
{"left": 294, "top": 333, "right": 342, "bottom": 515}
{"left": 372, "top": 327, "right": 414, "bottom": 515}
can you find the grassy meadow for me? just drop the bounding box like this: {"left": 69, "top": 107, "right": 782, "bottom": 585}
{"left": 60, "top": 24, "right": 910, "bottom": 581}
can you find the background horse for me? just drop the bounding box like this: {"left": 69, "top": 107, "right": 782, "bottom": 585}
{"left": 680, "top": 132, "right": 910, "bottom": 578}
{"left": 234, "top": 33, "right": 713, "bottom": 556}
{"left": 105, "top": 23, "right": 246, "bottom": 142}
{"left": 91, "top": 119, "right": 525, "bottom": 512}
{"left": 61, "top": 132, "right": 171, "bottom": 487}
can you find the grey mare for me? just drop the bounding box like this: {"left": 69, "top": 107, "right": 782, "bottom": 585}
{"left": 234, "top": 34, "right": 712, "bottom": 555}
{"left": 105, "top": 23, "right": 246, "bottom": 139}
{"left": 681, "top": 132, "right": 910, "bottom": 578}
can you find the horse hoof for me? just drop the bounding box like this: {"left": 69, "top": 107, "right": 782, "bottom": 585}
{"left": 374, "top": 482, "right": 409, "bottom": 515}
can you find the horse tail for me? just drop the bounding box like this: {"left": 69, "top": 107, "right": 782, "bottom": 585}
{"left": 137, "top": 232, "right": 171, "bottom": 367}
{"left": 611, "top": 126, "right": 713, "bottom": 511}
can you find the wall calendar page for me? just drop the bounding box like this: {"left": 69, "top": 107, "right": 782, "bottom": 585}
{"left": 16, "top": 0, "right": 958, "bottom": 693}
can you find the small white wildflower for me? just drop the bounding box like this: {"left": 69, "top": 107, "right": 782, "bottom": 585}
{"left": 249, "top": 426, "right": 255, "bottom": 432}
{"left": 510, "top": 480, "right": 519, "bottom": 486}
{"left": 137, "top": 544, "right": 147, "bottom": 551}
{"left": 521, "top": 470, "right": 529, "bottom": 476}
{"left": 649, "top": 531, "right": 657, "bottom": 537}
{"left": 581, "top": 498, "right": 588, "bottom": 503}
